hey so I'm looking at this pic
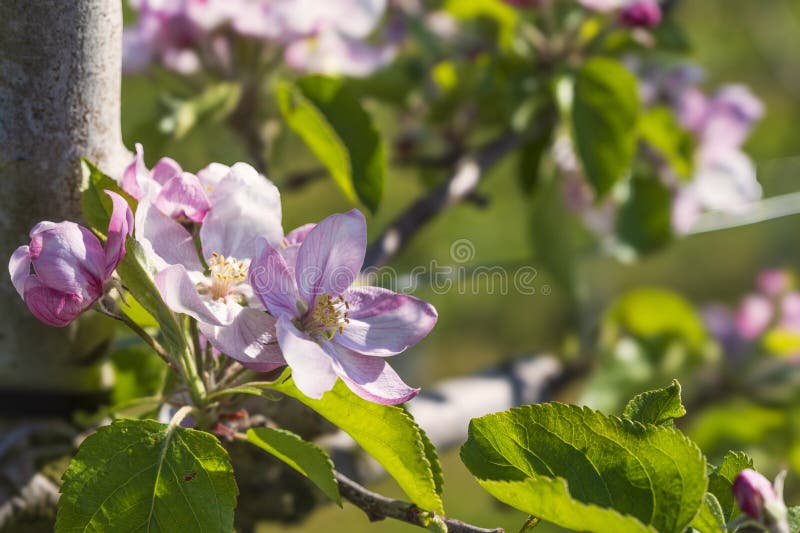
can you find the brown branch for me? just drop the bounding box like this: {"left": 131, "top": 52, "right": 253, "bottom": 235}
{"left": 364, "top": 132, "right": 523, "bottom": 269}
{"left": 335, "top": 471, "right": 504, "bottom": 533}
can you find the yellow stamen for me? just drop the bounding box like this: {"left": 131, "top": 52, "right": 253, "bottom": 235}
{"left": 207, "top": 252, "right": 247, "bottom": 300}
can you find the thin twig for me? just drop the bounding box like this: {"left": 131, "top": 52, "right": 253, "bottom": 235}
{"left": 334, "top": 471, "right": 504, "bottom": 533}
{"left": 101, "top": 305, "right": 180, "bottom": 373}
{"left": 364, "top": 132, "right": 523, "bottom": 268}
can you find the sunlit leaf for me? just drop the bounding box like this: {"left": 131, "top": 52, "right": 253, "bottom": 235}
{"left": 623, "top": 379, "right": 686, "bottom": 426}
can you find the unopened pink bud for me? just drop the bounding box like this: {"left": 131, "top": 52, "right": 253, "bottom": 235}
{"left": 620, "top": 0, "right": 662, "bottom": 28}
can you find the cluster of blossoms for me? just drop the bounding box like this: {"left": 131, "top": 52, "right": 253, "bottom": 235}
{"left": 8, "top": 147, "right": 437, "bottom": 405}
{"left": 557, "top": 62, "right": 763, "bottom": 241}
{"left": 503, "top": 0, "right": 662, "bottom": 28}
{"left": 703, "top": 269, "right": 800, "bottom": 360}
{"left": 123, "top": 0, "right": 399, "bottom": 77}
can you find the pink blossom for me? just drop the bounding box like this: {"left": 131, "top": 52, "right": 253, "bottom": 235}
{"left": 249, "top": 210, "right": 437, "bottom": 404}
{"left": 757, "top": 269, "right": 793, "bottom": 297}
{"left": 619, "top": 0, "right": 662, "bottom": 28}
{"left": 9, "top": 192, "right": 133, "bottom": 327}
{"left": 121, "top": 144, "right": 211, "bottom": 223}
{"left": 140, "top": 163, "right": 285, "bottom": 371}
{"left": 735, "top": 294, "right": 773, "bottom": 340}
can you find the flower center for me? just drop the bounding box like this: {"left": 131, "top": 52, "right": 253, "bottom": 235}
{"left": 305, "top": 294, "right": 350, "bottom": 339}
{"left": 208, "top": 252, "right": 247, "bottom": 300}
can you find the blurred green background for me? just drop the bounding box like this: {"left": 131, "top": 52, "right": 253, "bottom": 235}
{"left": 120, "top": 1, "right": 800, "bottom": 531}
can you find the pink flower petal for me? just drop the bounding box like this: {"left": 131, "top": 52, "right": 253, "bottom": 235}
{"left": 150, "top": 157, "right": 183, "bottom": 185}
{"left": 121, "top": 143, "right": 148, "bottom": 200}
{"left": 103, "top": 190, "right": 134, "bottom": 278}
{"left": 9, "top": 245, "right": 31, "bottom": 298}
{"left": 337, "top": 286, "right": 437, "bottom": 356}
{"left": 155, "top": 264, "right": 229, "bottom": 326}
{"left": 23, "top": 277, "right": 90, "bottom": 327}
{"left": 200, "top": 308, "right": 286, "bottom": 371}
{"left": 736, "top": 294, "right": 773, "bottom": 340}
{"left": 200, "top": 163, "right": 283, "bottom": 261}
{"left": 326, "top": 342, "right": 419, "bottom": 405}
{"left": 154, "top": 172, "right": 211, "bottom": 223}
{"left": 276, "top": 315, "right": 337, "bottom": 399}
{"left": 196, "top": 162, "right": 230, "bottom": 191}
{"left": 285, "top": 223, "right": 316, "bottom": 246}
{"left": 28, "top": 221, "right": 105, "bottom": 298}
{"left": 135, "top": 200, "right": 203, "bottom": 272}
{"left": 295, "top": 209, "right": 366, "bottom": 304}
{"left": 249, "top": 239, "right": 299, "bottom": 318}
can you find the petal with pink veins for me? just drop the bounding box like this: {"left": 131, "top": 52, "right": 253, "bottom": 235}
{"left": 135, "top": 200, "right": 203, "bottom": 272}
{"left": 295, "top": 209, "right": 366, "bottom": 304}
{"left": 28, "top": 222, "right": 105, "bottom": 297}
{"left": 250, "top": 240, "right": 299, "bottom": 318}
{"left": 276, "top": 315, "right": 337, "bottom": 399}
{"left": 200, "top": 308, "right": 286, "bottom": 371}
{"left": 325, "top": 342, "right": 419, "bottom": 405}
{"left": 337, "top": 286, "right": 437, "bottom": 356}
{"left": 154, "top": 172, "right": 211, "bottom": 223}
{"left": 23, "top": 277, "right": 91, "bottom": 328}
{"left": 149, "top": 157, "right": 183, "bottom": 185}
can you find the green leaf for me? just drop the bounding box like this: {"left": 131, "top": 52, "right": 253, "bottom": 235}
{"left": 615, "top": 176, "right": 673, "bottom": 255}
{"left": 443, "top": 0, "right": 518, "bottom": 50}
{"left": 788, "top": 506, "right": 800, "bottom": 533}
{"left": 247, "top": 427, "right": 340, "bottom": 505}
{"left": 160, "top": 82, "right": 242, "bottom": 139}
{"left": 606, "top": 288, "right": 708, "bottom": 352}
{"left": 518, "top": 119, "right": 555, "bottom": 194}
{"left": 110, "top": 343, "right": 167, "bottom": 405}
{"left": 690, "top": 493, "right": 727, "bottom": 533}
{"left": 272, "top": 378, "right": 444, "bottom": 514}
{"left": 276, "top": 76, "right": 385, "bottom": 212}
{"left": 623, "top": 379, "right": 686, "bottom": 426}
{"left": 115, "top": 239, "right": 187, "bottom": 356}
{"left": 707, "top": 451, "right": 754, "bottom": 521}
{"left": 56, "top": 419, "right": 238, "bottom": 532}
{"left": 80, "top": 159, "right": 137, "bottom": 236}
{"left": 572, "top": 58, "right": 639, "bottom": 196}
{"left": 460, "top": 403, "right": 707, "bottom": 533}
{"left": 638, "top": 106, "right": 694, "bottom": 179}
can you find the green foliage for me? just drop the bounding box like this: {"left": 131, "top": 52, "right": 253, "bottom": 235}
{"left": 276, "top": 76, "right": 385, "bottom": 212}
{"left": 109, "top": 342, "right": 167, "bottom": 406}
{"left": 159, "top": 82, "right": 242, "bottom": 139}
{"left": 272, "top": 378, "right": 444, "bottom": 514}
{"left": 443, "top": 0, "right": 518, "bottom": 51}
{"left": 689, "top": 493, "right": 727, "bottom": 533}
{"left": 572, "top": 58, "right": 640, "bottom": 196}
{"left": 460, "top": 402, "right": 707, "bottom": 533}
{"left": 638, "top": 106, "right": 695, "bottom": 179}
{"left": 80, "top": 159, "right": 137, "bottom": 237}
{"left": 615, "top": 175, "right": 673, "bottom": 255}
{"left": 707, "top": 451, "right": 754, "bottom": 522}
{"left": 56, "top": 419, "right": 237, "bottom": 533}
{"left": 623, "top": 379, "right": 686, "bottom": 426}
{"left": 788, "top": 506, "right": 800, "bottom": 533}
{"left": 247, "top": 427, "right": 340, "bottom": 505}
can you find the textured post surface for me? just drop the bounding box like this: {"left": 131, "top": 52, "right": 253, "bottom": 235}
{"left": 0, "top": 1, "right": 129, "bottom": 394}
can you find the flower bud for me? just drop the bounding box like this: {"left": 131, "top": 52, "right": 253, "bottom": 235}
{"left": 619, "top": 0, "right": 662, "bottom": 28}
{"left": 733, "top": 469, "right": 789, "bottom": 533}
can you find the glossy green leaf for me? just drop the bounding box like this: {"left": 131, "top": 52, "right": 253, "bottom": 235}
{"left": 247, "top": 427, "right": 340, "bottom": 505}
{"left": 615, "top": 176, "right": 673, "bottom": 255}
{"left": 707, "top": 451, "right": 754, "bottom": 521}
{"left": 690, "top": 493, "right": 727, "bottom": 533}
{"left": 572, "top": 58, "right": 639, "bottom": 196}
{"left": 56, "top": 419, "right": 238, "bottom": 533}
{"left": 623, "top": 379, "right": 686, "bottom": 426}
{"left": 272, "top": 378, "right": 443, "bottom": 513}
{"left": 460, "top": 403, "right": 707, "bottom": 533}
{"left": 276, "top": 76, "right": 385, "bottom": 212}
